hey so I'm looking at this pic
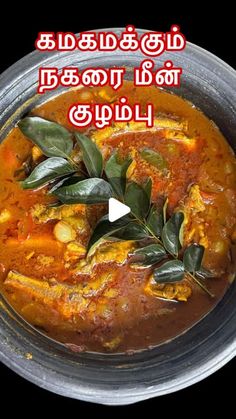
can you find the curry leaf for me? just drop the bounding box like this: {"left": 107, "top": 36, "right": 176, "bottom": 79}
{"left": 141, "top": 148, "right": 168, "bottom": 170}
{"left": 75, "top": 133, "right": 103, "bottom": 178}
{"left": 161, "top": 212, "right": 184, "bottom": 256}
{"left": 154, "top": 260, "right": 185, "bottom": 283}
{"left": 125, "top": 181, "right": 150, "bottom": 219}
{"left": 18, "top": 117, "right": 73, "bottom": 158}
{"left": 112, "top": 222, "right": 149, "bottom": 241}
{"left": 88, "top": 214, "right": 130, "bottom": 252}
{"left": 147, "top": 204, "right": 163, "bottom": 237}
{"left": 105, "top": 152, "right": 132, "bottom": 197}
{"left": 183, "top": 244, "right": 205, "bottom": 273}
{"left": 48, "top": 175, "right": 84, "bottom": 194}
{"left": 53, "top": 178, "right": 113, "bottom": 204}
{"left": 129, "top": 244, "right": 166, "bottom": 266}
{"left": 143, "top": 178, "right": 152, "bottom": 201}
{"left": 21, "top": 157, "right": 76, "bottom": 189}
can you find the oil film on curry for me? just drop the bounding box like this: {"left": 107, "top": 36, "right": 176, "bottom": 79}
{"left": 0, "top": 27, "right": 235, "bottom": 353}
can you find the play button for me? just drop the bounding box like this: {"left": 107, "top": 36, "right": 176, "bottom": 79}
{"left": 108, "top": 198, "right": 131, "bottom": 222}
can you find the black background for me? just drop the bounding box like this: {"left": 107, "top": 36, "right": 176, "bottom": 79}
{"left": 0, "top": 4, "right": 235, "bottom": 414}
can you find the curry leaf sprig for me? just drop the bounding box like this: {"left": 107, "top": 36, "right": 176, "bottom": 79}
{"left": 18, "top": 116, "right": 214, "bottom": 297}
{"left": 88, "top": 199, "right": 214, "bottom": 297}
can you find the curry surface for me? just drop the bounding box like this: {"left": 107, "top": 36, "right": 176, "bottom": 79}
{"left": 0, "top": 83, "right": 235, "bottom": 353}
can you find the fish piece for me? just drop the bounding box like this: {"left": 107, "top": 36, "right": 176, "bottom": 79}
{"left": 145, "top": 275, "right": 192, "bottom": 302}
{"left": 75, "top": 240, "right": 136, "bottom": 274}
{"left": 4, "top": 270, "right": 115, "bottom": 320}
{"left": 92, "top": 117, "right": 188, "bottom": 145}
{"left": 91, "top": 240, "right": 136, "bottom": 264}
{"left": 181, "top": 184, "right": 208, "bottom": 247}
{"left": 185, "top": 184, "right": 206, "bottom": 214}
{"left": 31, "top": 203, "right": 87, "bottom": 223}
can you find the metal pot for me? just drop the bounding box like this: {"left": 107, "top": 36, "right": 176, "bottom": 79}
{"left": 0, "top": 28, "right": 235, "bottom": 405}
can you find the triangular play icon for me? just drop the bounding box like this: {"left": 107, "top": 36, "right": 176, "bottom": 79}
{"left": 108, "top": 198, "right": 131, "bottom": 222}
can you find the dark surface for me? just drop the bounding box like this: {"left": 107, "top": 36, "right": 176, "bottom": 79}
{"left": 0, "top": 359, "right": 234, "bottom": 411}
{"left": 1, "top": 7, "right": 235, "bottom": 72}
{"left": 0, "top": 5, "right": 235, "bottom": 412}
